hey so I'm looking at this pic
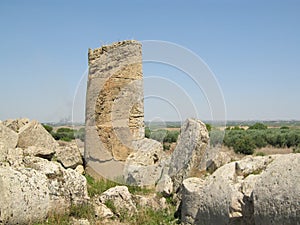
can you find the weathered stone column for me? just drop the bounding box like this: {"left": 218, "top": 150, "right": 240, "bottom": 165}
{"left": 85, "top": 40, "right": 144, "bottom": 180}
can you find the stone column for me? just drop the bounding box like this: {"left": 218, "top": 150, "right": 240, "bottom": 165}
{"left": 85, "top": 40, "right": 144, "bottom": 180}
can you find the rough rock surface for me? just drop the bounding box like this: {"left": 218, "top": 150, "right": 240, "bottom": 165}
{"left": 180, "top": 154, "right": 300, "bottom": 225}
{"left": 168, "top": 118, "right": 209, "bottom": 192}
{"left": 124, "top": 138, "right": 166, "bottom": 186}
{"left": 93, "top": 202, "right": 114, "bottom": 219}
{"left": 253, "top": 154, "right": 300, "bottom": 225}
{"left": 0, "top": 153, "right": 88, "bottom": 224}
{"left": 98, "top": 186, "right": 136, "bottom": 216}
{"left": 17, "top": 120, "right": 58, "bottom": 151}
{"left": 23, "top": 146, "right": 55, "bottom": 159}
{"left": 0, "top": 146, "right": 23, "bottom": 167}
{"left": 0, "top": 167, "right": 50, "bottom": 224}
{"left": 85, "top": 41, "right": 146, "bottom": 180}
{"left": 156, "top": 174, "right": 173, "bottom": 197}
{"left": 206, "top": 151, "right": 232, "bottom": 173}
{"left": 133, "top": 194, "right": 168, "bottom": 211}
{"left": 3, "top": 118, "right": 29, "bottom": 132}
{"left": 0, "top": 123, "right": 18, "bottom": 150}
{"left": 23, "top": 156, "right": 89, "bottom": 210}
{"left": 55, "top": 143, "right": 83, "bottom": 169}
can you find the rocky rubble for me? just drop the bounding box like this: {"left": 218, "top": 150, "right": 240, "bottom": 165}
{"left": 1, "top": 116, "right": 300, "bottom": 225}
{"left": 180, "top": 154, "right": 300, "bottom": 225}
{"left": 0, "top": 118, "right": 88, "bottom": 224}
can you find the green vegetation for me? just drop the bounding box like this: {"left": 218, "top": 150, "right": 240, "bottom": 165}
{"left": 145, "top": 127, "right": 180, "bottom": 149}
{"left": 42, "top": 124, "right": 85, "bottom": 142}
{"left": 85, "top": 174, "right": 152, "bottom": 197}
{"left": 85, "top": 174, "right": 119, "bottom": 197}
{"left": 121, "top": 206, "right": 177, "bottom": 225}
{"left": 42, "top": 124, "right": 53, "bottom": 133}
{"left": 31, "top": 203, "right": 95, "bottom": 225}
{"left": 52, "top": 127, "right": 76, "bottom": 142}
{"left": 207, "top": 122, "right": 300, "bottom": 155}
{"left": 205, "top": 123, "right": 212, "bottom": 132}
{"left": 248, "top": 122, "right": 268, "bottom": 130}
{"left": 293, "top": 145, "right": 300, "bottom": 153}
{"left": 255, "top": 152, "right": 266, "bottom": 156}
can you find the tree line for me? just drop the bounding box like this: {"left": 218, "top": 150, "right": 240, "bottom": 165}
{"left": 210, "top": 123, "right": 300, "bottom": 155}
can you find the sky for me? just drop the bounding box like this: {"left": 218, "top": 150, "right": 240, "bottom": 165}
{"left": 0, "top": 0, "right": 299, "bottom": 123}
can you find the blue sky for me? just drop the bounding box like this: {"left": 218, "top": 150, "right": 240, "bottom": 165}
{"left": 0, "top": 0, "right": 299, "bottom": 122}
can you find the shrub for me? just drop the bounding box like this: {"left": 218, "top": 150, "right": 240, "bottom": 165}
{"left": 248, "top": 122, "right": 268, "bottom": 130}
{"left": 52, "top": 127, "right": 76, "bottom": 142}
{"left": 255, "top": 152, "right": 266, "bottom": 156}
{"left": 205, "top": 123, "right": 212, "bottom": 132}
{"left": 293, "top": 145, "right": 300, "bottom": 153}
{"left": 233, "top": 135, "right": 256, "bottom": 155}
{"left": 209, "top": 130, "right": 224, "bottom": 146}
{"left": 42, "top": 124, "right": 53, "bottom": 133}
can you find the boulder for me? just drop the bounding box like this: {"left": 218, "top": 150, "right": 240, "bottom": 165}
{"left": 0, "top": 146, "right": 23, "bottom": 167}
{"left": 168, "top": 118, "right": 209, "bottom": 192}
{"left": 0, "top": 167, "right": 50, "bottom": 224}
{"left": 55, "top": 143, "right": 83, "bottom": 169}
{"left": 93, "top": 202, "right": 114, "bottom": 219}
{"left": 75, "top": 165, "right": 85, "bottom": 175}
{"left": 133, "top": 194, "right": 168, "bottom": 211}
{"left": 17, "top": 120, "right": 58, "bottom": 151}
{"left": 0, "top": 123, "right": 18, "bottom": 149}
{"left": 206, "top": 151, "right": 232, "bottom": 173}
{"left": 180, "top": 177, "right": 205, "bottom": 225}
{"left": 23, "top": 156, "right": 89, "bottom": 211}
{"left": 124, "top": 138, "right": 166, "bottom": 186}
{"left": 253, "top": 154, "right": 300, "bottom": 225}
{"left": 156, "top": 174, "right": 173, "bottom": 197}
{"left": 99, "top": 186, "right": 136, "bottom": 216}
{"left": 23, "top": 146, "right": 55, "bottom": 160}
{"left": 180, "top": 155, "right": 277, "bottom": 225}
{"left": 3, "top": 118, "right": 29, "bottom": 132}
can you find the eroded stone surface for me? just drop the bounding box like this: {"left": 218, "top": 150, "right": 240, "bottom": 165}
{"left": 179, "top": 154, "right": 300, "bottom": 225}
{"left": 85, "top": 41, "right": 145, "bottom": 179}
{"left": 168, "top": 118, "right": 209, "bottom": 192}
{"left": 98, "top": 186, "right": 136, "bottom": 216}
{"left": 17, "top": 120, "right": 58, "bottom": 151}
{"left": 253, "top": 154, "right": 300, "bottom": 225}
{"left": 0, "top": 123, "right": 18, "bottom": 150}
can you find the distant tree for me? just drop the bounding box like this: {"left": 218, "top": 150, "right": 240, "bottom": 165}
{"left": 233, "top": 135, "right": 256, "bottom": 155}
{"left": 248, "top": 123, "right": 268, "bottom": 130}
{"left": 232, "top": 126, "right": 244, "bottom": 130}
{"left": 42, "top": 124, "right": 53, "bottom": 133}
{"left": 280, "top": 126, "right": 290, "bottom": 129}
{"left": 205, "top": 123, "right": 212, "bottom": 132}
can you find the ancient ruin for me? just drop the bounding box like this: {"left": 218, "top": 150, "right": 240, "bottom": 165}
{"left": 85, "top": 40, "right": 146, "bottom": 179}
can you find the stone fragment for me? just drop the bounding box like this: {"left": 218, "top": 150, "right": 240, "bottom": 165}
{"left": 0, "top": 123, "right": 18, "bottom": 149}
{"left": 168, "top": 118, "right": 209, "bottom": 192}
{"left": 124, "top": 138, "right": 166, "bottom": 186}
{"left": 17, "top": 120, "right": 58, "bottom": 151}
{"left": 3, "top": 118, "right": 29, "bottom": 132}
{"left": 253, "top": 154, "right": 300, "bottom": 225}
{"left": 55, "top": 143, "right": 83, "bottom": 169}
{"left": 99, "top": 186, "right": 136, "bottom": 216}
{"left": 0, "top": 167, "right": 50, "bottom": 224}
{"left": 23, "top": 146, "right": 55, "bottom": 160}
{"left": 156, "top": 174, "right": 173, "bottom": 197}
